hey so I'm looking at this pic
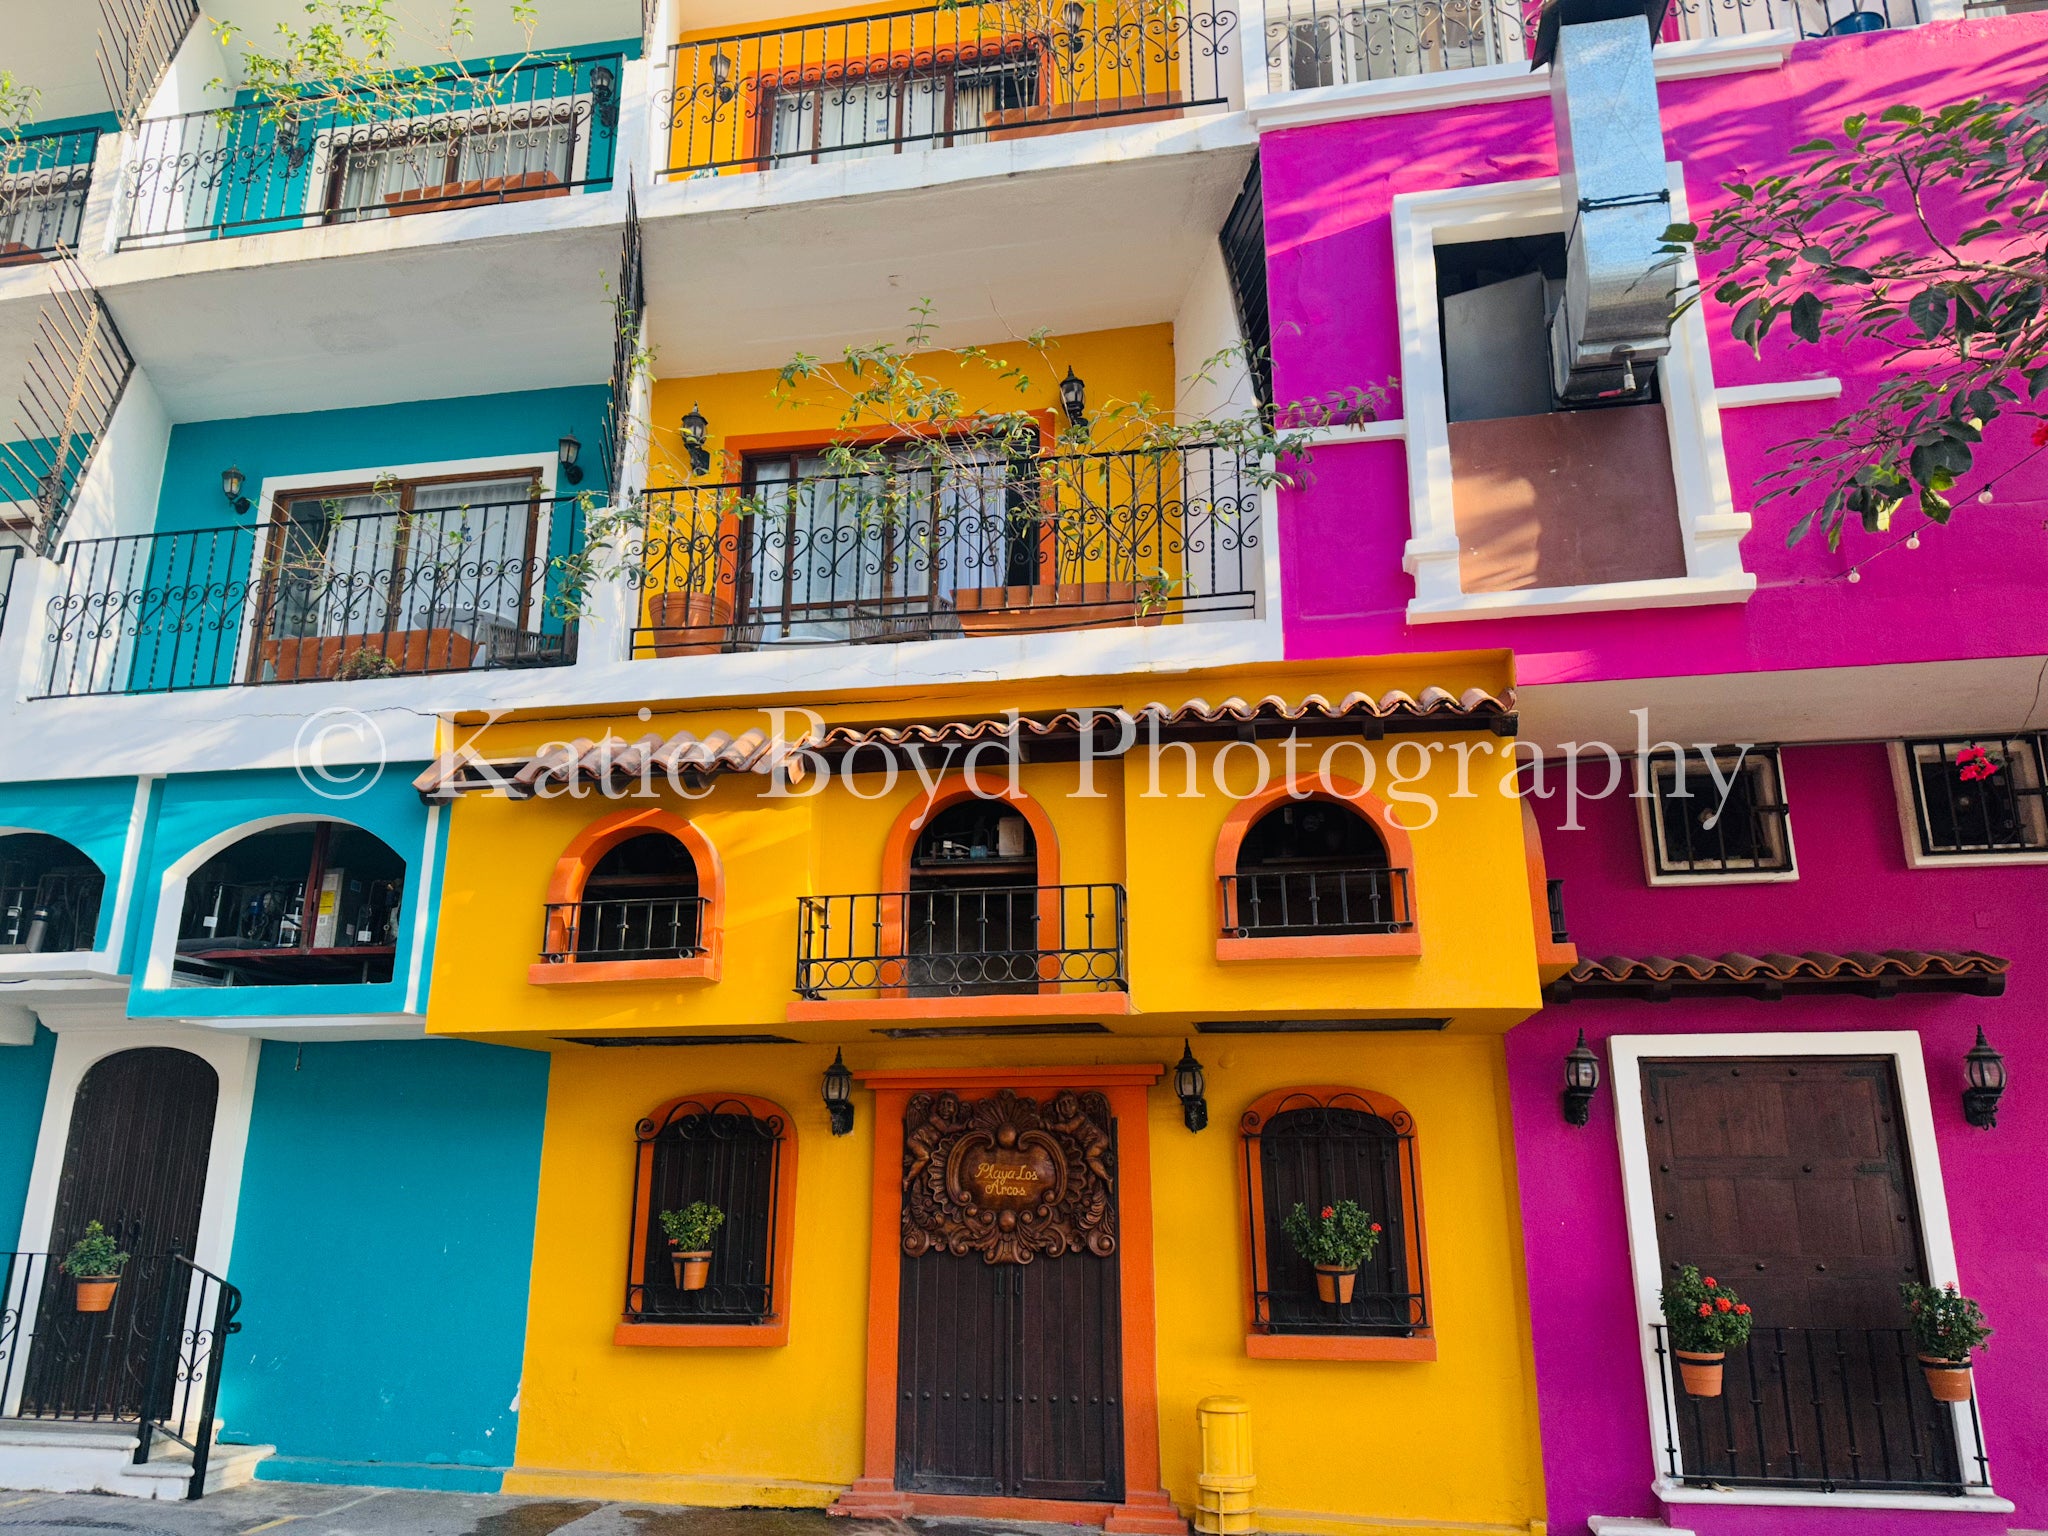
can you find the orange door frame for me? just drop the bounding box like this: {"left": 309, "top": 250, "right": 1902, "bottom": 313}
{"left": 830, "top": 1063, "right": 1185, "bottom": 1534}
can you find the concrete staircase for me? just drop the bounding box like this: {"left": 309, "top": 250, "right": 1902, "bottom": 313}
{"left": 0, "top": 1417, "right": 274, "bottom": 1498}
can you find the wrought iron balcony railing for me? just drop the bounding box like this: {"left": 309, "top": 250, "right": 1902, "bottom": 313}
{"left": 1649, "top": 1324, "right": 1991, "bottom": 1496}
{"left": 0, "top": 127, "right": 99, "bottom": 262}
{"left": 630, "top": 441, "right": 1259, "bottom": 655}
{"left": 1264, "top": 0, "right": 1921, "bottom": 92}
{"left": 795, "top": 883, "right": 1127, "bottom": 997}
{"left": 121, "top": 55, "right": 623, "bottom": 246}
{"left": 1220, "top": 867, "right": 1412, "bottom": 937}
{"left": 661, "top": 0, "right": 1236, "bottom": 174}
{"left": 38, "top": 495, "right": 582, "bottom": 697}
{"left": 540, "top": 896, "right": 710, "bottom": 963}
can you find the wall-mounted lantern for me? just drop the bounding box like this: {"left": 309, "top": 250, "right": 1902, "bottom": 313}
{"left": 710, "top": 51, "right": 736, "bottom": 102}
{"left": 823, "top": 1047, "right": 855, "bottom": 1136}
{"left": 557, "top": 431, "right": 584, "bottom": 486}
{"left": 221, "top": 465, "right": 251, "bottom": 516}
{"left": 1173, "top": 1041, "right": 1208, "bottom": 1132}
{"left": 1963, "top": 1027, "right": 2006, "bottom": 1129}
{"left": 1058, "top": 366, "right": 1087, "bottom": 428}
{"left": 1562, "top": 1028, "right": 1600, "bottom": 1126}
{"left": 680, "top": 402, "right": 712, "bottom": 476}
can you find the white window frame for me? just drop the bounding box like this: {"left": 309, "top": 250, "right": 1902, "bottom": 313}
{"left": 1888, "top": 736, "right": 2048, "bottom": 870}
{"left": 1633, "top": 744, "right": 1796, "bottom": 887}
{"left": 1610, "top": 1030, "right": 2010, "bottom": 1515}
{"left": 1389, "top": 168, "right": 1755, "bottom": 623}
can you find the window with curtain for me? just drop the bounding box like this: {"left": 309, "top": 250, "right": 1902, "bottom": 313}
{"left": 765, "top": 55, "right": 1040, "bottom": 165}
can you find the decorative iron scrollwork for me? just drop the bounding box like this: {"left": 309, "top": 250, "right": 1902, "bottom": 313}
{"left": 902, "top": 1087, "right": 1117, "bottom": 1264}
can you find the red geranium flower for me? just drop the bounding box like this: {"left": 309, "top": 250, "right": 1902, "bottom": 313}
{"left": 1716, "top": 1297, "right": 1733, "bottom": 1312}
{"left": 1320, "top": 1205, "right": 1334, "bottom": 1220}
{"left": 1703, "top": 1277, "right": 1717, "bottom": 1288}
{"left": 1371, "top": 1223, "right": 1382, "bottom": 1233}
{"left": 1735, "top": 1304, "right": 1750, "bottom": 1315}
{"left": 1698, "top": 1303, "right": 1713, "bottom": 1317}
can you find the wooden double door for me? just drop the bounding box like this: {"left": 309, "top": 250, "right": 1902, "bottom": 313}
{"left": 894, "top": 1088, "right": 1126, "bottom": 1503}
{"left": 1643, "top": 1055, "right": 1961, "bottom": 1489}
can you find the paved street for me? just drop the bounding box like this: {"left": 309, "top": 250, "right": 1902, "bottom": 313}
{"left": 0, "top": 1489, "right": 1088, "bottom": 1536}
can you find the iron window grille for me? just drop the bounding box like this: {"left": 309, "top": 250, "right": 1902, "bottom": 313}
{"left": 1897, "top": 735, "right": 2048, "bottom": 859}
{"left": 627, "top": 1099, "right": 785, "bottom": 1325}
{"left": 1639, "top": 746, "right": 1794, "bottom": 883}
{"left": 541, "top": 897, "right": 709, "bottom": 963}
{"left": 1219, "top": 868, "right": 1410, "bottom": 937}
{"left": 1649, "top": 1324, "right": 1988, "bottom": 1495}
{"left": 1241, "top": 1091, "right": 1427, "bottom": 1336}
{"left": 794, "top": 883, "right": 1128, "bottom": 998}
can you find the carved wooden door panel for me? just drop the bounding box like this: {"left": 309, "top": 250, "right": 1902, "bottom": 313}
{"left": 895, "top": 1088, "right": 1126, "bottom": 1502}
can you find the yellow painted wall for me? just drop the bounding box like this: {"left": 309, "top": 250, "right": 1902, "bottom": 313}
{"left": 424, "top": 656, "right": 1543, "bottom": 1044}
{"left": 504, "top": 1031, "right": 1546, "bottom": 1535}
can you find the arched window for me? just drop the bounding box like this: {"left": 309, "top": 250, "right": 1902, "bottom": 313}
{"left": 0, "top": 833, "right": 105, "bottom": 954}
{"left": 1238, "top": 1088, "right": 1432, "bottom": 1360}
{"left": 175, "top": 821, "right": 404, "bottom": 986}
{"left": 905, "top": 797, "right": 1039, "bottom": 995}
{"left": 620, "top": 1094, "right": 796, "bottom": 1348}
{"left": 533, "top": 809, "right": 722, "bottom": 983}
{"left": 1214, "top": 776, "right": 1420, "bottom": 960}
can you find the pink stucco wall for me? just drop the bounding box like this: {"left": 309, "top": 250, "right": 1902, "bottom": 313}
{"left": 1509, "top": 742, "right": 2047, "bottom": 1533}
{"left": 1262, "top": 19, "right": 2048, "bottom": 684}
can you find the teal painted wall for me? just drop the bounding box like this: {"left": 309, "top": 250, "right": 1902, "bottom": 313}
{"left": 220, "top": 1038, "right": 549, "bottom": 1491}
{"left": 0, "top": 1025, "right": 57, "bottom": 1251}
{"left": 0, "top": 776, "right": 138, "bottom": 952}
{"left": 125, "top": 768, "right": 439, "bottom": 1020}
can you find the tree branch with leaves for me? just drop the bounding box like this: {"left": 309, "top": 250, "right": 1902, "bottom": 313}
{"left": 1663, "top": 87, "right": 2048, "bottom": 550}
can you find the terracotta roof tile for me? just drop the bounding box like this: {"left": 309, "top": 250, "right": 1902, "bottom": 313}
{"left": 1547, "top": 949, "right": 2010, "bottom": 1001}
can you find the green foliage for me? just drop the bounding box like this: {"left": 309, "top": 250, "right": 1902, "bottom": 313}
{"left": 61, "top": 1220, "right": 129, "bottom": 1279}
{"left": 1660, "top": 1265, "right": 1754, "bottom": 1352}
{"left": 333, "top": 647, "right": 401, "bottom": 680}
{"left": 1901, "top": 1280, "right": 1991, "bottom": 1361}
{"left": 659, "top": 1201, "right": 725, "bottom": 1250}
{"left": 1660, "top": 86, "right": 2048, "bottom": 549}
{"left": 1280, "top": 1199, "right": 1382, "bottom": 1270}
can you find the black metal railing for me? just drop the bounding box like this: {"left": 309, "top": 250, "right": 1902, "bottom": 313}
{"left": 795, "top": 883, "right": 1127, "bottom": 996}
{"left": 1220, "top": 867, "right": 1411, "bottom": 937}
{"left": 1650, "top": 1324, "right": 1990, "bottom": 1495}
{"left": 628, "top": 1099, "right": 784, "bottom": 1325}
{"left": 629, "top": 443, "right": 1259, "bottom": 655}
{"left": 37, "top": 495, "right": 582, "bottom": 696}
{"left": 0, "top": 1250, "right": 242, "bottom": 1501}
{"left": 1663, "top": 0, "right": 1922, "bottom": 39}
{"left": 541, "top": 895, "right": 709, "bottom": 963}
{"left": 0, "top": 127, "right": 100, "bottom": 261}
{"left": 661, "top": 0, "right": 1235, "bottom": 174}
{"left": 122, "top": 55, "right": 623, "bottom": 246}
{"left": 1546, "top": 877, "right": 1568, "bottom": 945}
{"left": 0, "top": 873, "right": 106, "bottom": 953}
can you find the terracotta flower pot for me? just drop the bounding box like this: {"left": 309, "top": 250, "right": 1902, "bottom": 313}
{"left": 1919, "top": 1353, "right": 1974, "bottom": 1403}
{"left": 73, "top": 1277, "right": 119, "bottom": 1313}
{"left": 646, "top": 591, "right": 734, "bottom": 657}
{"left": 1314, "top": 1264, "right": 1358, "bottom": 1305}
{"left": 1675, "top": 1349, "right": 1726, "bottom": 1397}
{"left": 673, "top": 1249, "right": 713, "bottom": 1291}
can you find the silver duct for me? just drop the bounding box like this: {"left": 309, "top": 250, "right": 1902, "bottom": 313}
{"left": 1547, "top": 11, "right": 1675, "bottom": 405}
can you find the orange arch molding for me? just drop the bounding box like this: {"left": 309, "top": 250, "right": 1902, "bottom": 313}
{"left": 614, "top": 1091, "right": 797, "bottom": 1349}
{"left": 1211, "top": 772, "right": 1422, "bottom": 961}
{"left": 527, "top": 806, "right": 724, "bottom": 985}
{"left": 1235, "top": 1085, "right": 1436, "bottom": 1363}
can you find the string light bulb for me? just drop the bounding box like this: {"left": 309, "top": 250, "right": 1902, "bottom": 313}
{"left": 1847, "top": 568, "right": 1862, "bottom": 583}
{"left": 1906, "top": 534, "right": 1921, "bottom": 549}
{"left": 1978, "top": 489, "right": 1994, "bottom": 504}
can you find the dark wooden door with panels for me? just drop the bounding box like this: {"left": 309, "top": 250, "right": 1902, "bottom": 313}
{"left": 1641, "top": 1055, "right": 1964, "bottom": 1491}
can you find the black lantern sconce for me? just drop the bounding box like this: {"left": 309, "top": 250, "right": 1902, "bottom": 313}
{"left": 1061, "top": 1, "right": 1086, "bottom": 45}
{"left": 557, "top": 431, "right": 584, "bottom": 486}
{"left": 1058, "top": 366, "right": 1087, "bottom": 428}
{"left": 220, "top": 465, "right": 251, "bottom": 516}
{"left": 1562, "top": 1028, "right": 1600, "bottom": 1127}
{"left": 1962, "top": 1027, "right": 2006, "bottom": 1130}
{"left": 710, "top": 50, "right": 736, "bottom": 102}
{"left": 1173, "top": 1041, "right": 1208, "bottom": 1132}
{"left": 680, "top": 402, "right": 712, "bottom": 477}
{"left": 823, "top": 1047, "right": 855, "bottom": 1136}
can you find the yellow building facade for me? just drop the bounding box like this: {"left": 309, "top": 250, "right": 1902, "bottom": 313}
{"left": 424, "top": 651, "right": 1564, "bottom": 1536}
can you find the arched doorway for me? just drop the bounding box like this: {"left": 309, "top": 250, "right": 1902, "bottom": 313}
{"left": 20, "top": 1048, "right": 219, "bottom": 1418}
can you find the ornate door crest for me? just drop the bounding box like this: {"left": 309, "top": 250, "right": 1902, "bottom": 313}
{"left": 901, "top": 1088, "right": 1118, "bottom": 1264}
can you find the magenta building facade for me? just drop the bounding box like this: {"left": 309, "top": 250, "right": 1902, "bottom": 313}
{"left": 1257, "top": 8, "right": 2048, "bottom": 1534}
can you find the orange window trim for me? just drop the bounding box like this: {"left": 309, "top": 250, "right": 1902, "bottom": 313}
{"left": 528, "top": 806, "right": 725, "bottom": 985}
{"left": 614, "top": 1090, "right": 797, "bottom": 1350}
{"left": 1234, "top": 1084, "right": 1436, "bottom": 1364}
{"left": 1211, "top": 772, "right": 1423, "bottom": 962}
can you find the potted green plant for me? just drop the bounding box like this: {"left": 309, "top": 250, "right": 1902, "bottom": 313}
{"left": 1901, "top": 1281, "right": 1991, "bottom": 1403}
{"left": 60, "top": 1221, "right": 129, "bottom": 1314}
{"left": 1660, "top": 1265, "right": 1753, "bottom": 1397}
{"left": 659, "top": 1202, "right": 725, "bottom": 1291}
{"left": 1281, "top": 1200, "right": 1382, "bottom": 1304}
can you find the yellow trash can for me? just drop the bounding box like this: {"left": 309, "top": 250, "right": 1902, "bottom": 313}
{"left": 1195, "top": 1395, "right": 1255, "bottom": 1536}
